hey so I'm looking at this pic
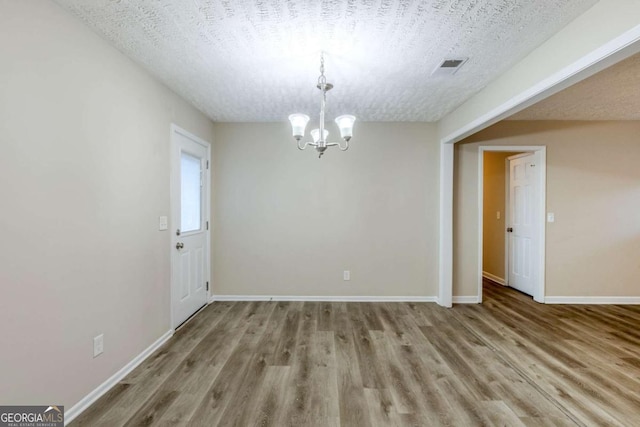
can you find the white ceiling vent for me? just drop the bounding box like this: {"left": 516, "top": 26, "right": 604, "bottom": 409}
{"left": 431, "top": 58, "right": 468, "bottom": 76}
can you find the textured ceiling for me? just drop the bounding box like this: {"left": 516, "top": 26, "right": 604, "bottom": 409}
{"left": 53, "top": 0, "right": 597, "bottom": 122}
{"left": 509, "top": 52, "right": 640, "bottom": 120}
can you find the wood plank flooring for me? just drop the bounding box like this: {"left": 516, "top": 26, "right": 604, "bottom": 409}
{"left": 70, "top": 282, "right": 640, "bottom": 426}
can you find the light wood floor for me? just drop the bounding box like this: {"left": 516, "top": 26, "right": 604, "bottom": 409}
{"left": 71, "top": 282, "right": 640, "bottom": 426}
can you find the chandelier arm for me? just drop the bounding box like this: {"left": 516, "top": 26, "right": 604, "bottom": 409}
{"left": 297, "top": 140, "right": 318, "bottom": 150}
{"left": 324, "top": 141, "right": 350, "bottom": 151}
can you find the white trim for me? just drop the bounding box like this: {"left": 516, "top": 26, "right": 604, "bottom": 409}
{"left": 482, "top": 271, "right": 506, "bottom": 286}
{"left": 210, "top": 295, "right": 438, "bottom": 303}
{"left": 506, "top": 152, "right": 532, "bottom": 161}
{"left": 453, "top": 296, "right": 481, "bottom": 304}
{"left": 503, "top": 156, "right": 510, "bottom": 287}
{"left": 438, "top": 25, "right": 640, "bottom": 311}
{"left": 545, "top": 296, "right": 640, "bottom": 305}
{"left": 533, "top": 149, "right": 546, "bottom": 303}
{"left": 65, "top": 330, "right": 173, "bottom": 425}
{"left": 438, "top": 143, "right": 454, "bottom": 308}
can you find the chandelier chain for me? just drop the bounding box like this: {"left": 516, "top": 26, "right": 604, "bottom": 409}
{"left": 317, "top": 52, "right": 327, "bottom": 88}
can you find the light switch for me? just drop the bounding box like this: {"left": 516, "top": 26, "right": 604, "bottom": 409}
{"left": 93, "top": 334, "right": 104, "bottom": 358}
{"left": 343, "top": 270, "right": 350, "bottom": 281}
{"left": 496, "top": 211, "right": 501, "bottom": 220}
{"left": 547, "top": 213, "right": 555, "bottom": 223}
{"left": 159, "top": 216, "right": 168, "bottom": 231}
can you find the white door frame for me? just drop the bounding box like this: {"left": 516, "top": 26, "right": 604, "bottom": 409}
{"left": 438, "top": 143, "right": 454, "bottom": 307}
{"left": 169, "top": 124, "right": 211, "bottom": 330}
{"left": 478, "top": 147, "right": 546, "bottom": 303}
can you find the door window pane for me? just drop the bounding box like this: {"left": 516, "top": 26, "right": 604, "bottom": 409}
{"left": 181, "top": 152, "right": 201, "bottom": 232}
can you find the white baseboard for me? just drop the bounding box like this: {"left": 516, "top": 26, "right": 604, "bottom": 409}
{"left": 453, "top": 296, "right": 481, "bottom": 304}
{"left": 210, "top": 295, "right": 437, "bottom": 303}
{"left": 482, "top": 271, "right": 506, "bottom": 286}
{"left": 544, "top": 296, "right": 640, "bottom": 305}
{"left": 65, "top": 329, "right": 173, "bottom": 425}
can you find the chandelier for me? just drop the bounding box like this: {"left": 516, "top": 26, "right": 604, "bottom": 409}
{"left": 288, "top": 53, "right": 356, "bottom": 158}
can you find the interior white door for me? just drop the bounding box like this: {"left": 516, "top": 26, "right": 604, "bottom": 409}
{"left": 171, "top": 127, "right": 209, "bottom": 329}
{"left": 507, "top": 153, "right": 538, "bottom": 296}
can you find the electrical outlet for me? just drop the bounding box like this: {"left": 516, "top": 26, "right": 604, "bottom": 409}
{"left": 93, "top": 334, "right": 104, "bottom": 358}
{"left": 343, "top": 270, "right": 351, "bottom": 281}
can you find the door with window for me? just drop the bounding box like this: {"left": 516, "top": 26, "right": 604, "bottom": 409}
{"left": 171, "top": 126, "right": 210, "bottom": 329}
{"left": 507, "top": 153, "right": 538, "bottom": 297}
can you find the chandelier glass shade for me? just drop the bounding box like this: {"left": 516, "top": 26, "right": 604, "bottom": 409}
{"left": 288, "top": 54, "right": 356, "bottom": 158}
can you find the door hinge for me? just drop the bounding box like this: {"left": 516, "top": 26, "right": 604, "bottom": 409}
{"left": 206, "top": 221, "right": 209, "bottom": 230}
{"left": 207, "top": 160, "right": 209, "bottom": 169}
{"left": 206, "top": 281, "right": 209, "bottom": 291}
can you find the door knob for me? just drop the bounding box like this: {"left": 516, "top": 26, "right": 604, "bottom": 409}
{"left": 507, "top": 227, "right": 513, "bottom": 233}
{"left": 176, "top": 242, "right": 184, "bottom": 250}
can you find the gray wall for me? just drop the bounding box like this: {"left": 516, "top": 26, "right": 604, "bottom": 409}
{"left": 212, "top": 122, "right": 440, "bottom": 297}
{"left": 0, "top": 0, "right": 215, "bottom": 409}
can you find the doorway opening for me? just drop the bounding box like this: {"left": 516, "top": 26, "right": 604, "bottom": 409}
{"left": 479, "top": 146, "right": 546, "bottom": 303}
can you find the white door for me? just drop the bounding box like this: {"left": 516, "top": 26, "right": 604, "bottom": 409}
{"left": 171, "top": 126, "right": 210, "bottom": 329}
{"left": 507, "top": 153, "right": 538, "bottom": 296}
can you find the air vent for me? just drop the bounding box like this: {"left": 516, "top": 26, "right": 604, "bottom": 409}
{"left": 431, "top": 58, "right": 468, "bottom": 76}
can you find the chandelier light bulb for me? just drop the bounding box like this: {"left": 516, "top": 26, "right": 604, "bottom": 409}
{"left": 288, "top": 114, "right": 310, "bottom": 140}
{"left": 310, "top": 128, "right": 329, "bottom": 143}
{"left": 335, "top": 115, "right": 356, "bottom": 141}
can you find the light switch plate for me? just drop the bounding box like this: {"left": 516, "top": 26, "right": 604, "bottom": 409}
{"left": 547, "top": 213, "right": 555, "bottom": 223}
{"left": 159, "top": 216, "right": 168, "bottom": 231}
{"left": 496, "top": 211, "right": 501, "bottom": 220}
{"left": 343, "top": 270, "right": 351, "bottom": 281}
{"left": 93, "top": 334, "right": 104, "bottom": 358}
